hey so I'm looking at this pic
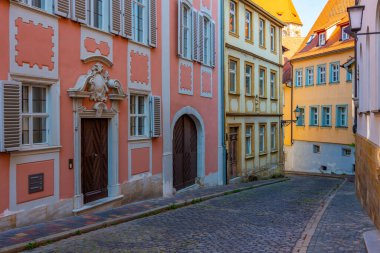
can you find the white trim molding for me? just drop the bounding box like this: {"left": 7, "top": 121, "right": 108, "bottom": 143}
{"left": 128, "top": 140, "right": 153, "bottom": 182}
{"left": 200, "top": 65, "right": 213, "bottom": 98}
{"left": 178, "top": 59, "right": 194, "bottom": 95}
{"left": 128, "top": 43, "right": 151, "bottom": 91}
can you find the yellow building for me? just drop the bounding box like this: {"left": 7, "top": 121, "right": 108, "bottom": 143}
{"left": 224, "top": 0, "right": 285, "bottom": 181}
{"left": 284, "top": 0, "right": 356, "bottom": 174}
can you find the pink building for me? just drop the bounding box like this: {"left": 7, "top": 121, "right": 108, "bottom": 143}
{"left": 0, "top": 0, "right": 223, "bottom": 231}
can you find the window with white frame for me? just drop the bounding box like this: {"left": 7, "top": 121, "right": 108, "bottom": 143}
{"left": 306, "top": 67, "right": 314, "bottom": 86}
{"left": 245, "top": 10, "right": 252, "bottom": 41}
{"left": 130, "top": 94, "right": 148, "bottom": 137}
{"left": 295, "top": 69, "right": 303, "bottom": 87}
{"left": 259, "top": 124, "right": 266, "bottom": 153}
{"left": 259, "top": 68, "right": 266, "bottom": 97}
{"left": 229, "top": 59, "right": 237, "bottom": 93}
{"left": 259, "top": 18, "right": 265, "bottom": 47}
{"left": 310, "top": 106, "right": 319, "bottom": 126}
{"left": 330, "top": 62, "right": 340, "bottom": 83}
{"left": 321, "top": 106, "right": 331, "bottom": 126}
{"left": 203, "top": 17, "right": 212, "bottom": 66}
{"left": 132, "top": 0, "right": 148, "bottom": 44}
{"left": 342, "top": 26, "right": 350, "bottom": 41}
{"left": 245, "top": 126, "right": 252, "bottom": 156}
{"left": 21, "top": 85, "right": 48, "bottom": 146}
{"left": 22, "top": 0, "right": 53, "bottom": 12}
{"left": 319, "top": 32, "right": 326, "bottom": 46}
{"left": 229, "top": 1, "right": 237, "bottom": 34}
{"left": 347, "top": 68, "right": 353, "bottom": 82}
{"left": 336, "top": 105, "right": 348, "bottom": 127}
{"left": 245, "top": 64, "right": 252, "bottom": 95}
{"left": 317, "top": 65, "right": 326, "bottom": 84}
{"left": 270, "top": 25, "right": 276, "bottom": 52}
{"left": 270, "top": 124, "right": 277, "bottom": 151}
{"left": 87, "top": 0, "right": 110, "bottom": 31}
{"left": 296, "top": 107, "right": 305, "bottom": 126}
{"left": 270, "top": 71, "right": 276, "bottom": 99}
{"left": 181, "top": 3, "right": 192, "bottom": 59}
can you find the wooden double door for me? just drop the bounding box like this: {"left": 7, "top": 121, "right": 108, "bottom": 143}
{"left": 81, "top": 118, "right": 109, "bottom": 204}
{"left": 173, "top": 115, "right": 198, "bottom": 191}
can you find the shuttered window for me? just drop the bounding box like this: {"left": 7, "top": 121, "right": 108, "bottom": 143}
{"left": 150, "top": 96, "right": 161, "bottom": 138}
{"left": 130, "top": 94, "right": 148, "bottom": 137}
{"left": 55, "top": 0, "right": 71, "bottom": 17}
{"left": 73, "top": 0, "right": 88, "bottom": 24}
{"left": 87, "top": 0, "right": 110, "bottom": 31}
{"left": 22, "top": 0, "right": 54, "bottom": 13}
{"left": 132, "top": 0, "right": 147, "bottom": 43}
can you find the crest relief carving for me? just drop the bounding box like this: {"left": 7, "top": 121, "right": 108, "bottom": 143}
{"left": 68, "top": 63, "right": 126, "bottom": 117}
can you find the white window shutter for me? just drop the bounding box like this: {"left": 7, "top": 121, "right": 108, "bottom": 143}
{"left": 150, "top": 96, "right": 161, "bottom": 138}
{"left": 211, "top": 20, "right": 216, "bottom": 67}
{"left": 72, "top": 0, "right": 88, "bottom": 24}
{"left": 0, "top": 81, "right": 21, "bottom": 152}
{"left": 178, "top": 0, "right": 183, "bottom": 57}
{"left": 54, "top": 0, "right": 71, "bottom": 18}
{"left": 123, "top": 0, "right": 133, "bottom": 39}
{"left": 192, "top": 9, "right": 199, "bottom": 62}
{"left": 198, "top": 13, "right": 204, "bottom": 64}
{"left": 149, "top": 0, "right": 157, "bottom": 47}
{"left": 111, "top": 0, "right": 122, "bottom": 35}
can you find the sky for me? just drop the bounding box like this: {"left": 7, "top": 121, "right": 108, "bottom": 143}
{"left": 293, "top": 0, "right": 329, "bottom": 36}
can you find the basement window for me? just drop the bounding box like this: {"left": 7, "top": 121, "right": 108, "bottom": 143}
{"left": 342, "top": 148, "right": 352, "bottom": 157}
{"left": 313, "top": 144, "right": 320, "bottom": 154}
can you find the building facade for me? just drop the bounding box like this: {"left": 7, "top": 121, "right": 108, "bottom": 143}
{"left": 284, "top": 0, "right": 356, "bottom": 175}
{"left": 0, "top": 0, "right": 223, "bottom": 231}
{"left": 225, "top": 0, "right": 285, "bottom": 181}
{"left": 355, "top": 0, "right": 380, "bottom": 229}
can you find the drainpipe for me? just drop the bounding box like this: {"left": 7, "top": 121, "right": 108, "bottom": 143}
{"left": 220, "top": 0, "right": 227, "bottom": 185}
{"left": 290, "top": 60, "right": 294, "bottom": 145}
{"left": 353, "top": 36, "right": 358, "bottom": 134}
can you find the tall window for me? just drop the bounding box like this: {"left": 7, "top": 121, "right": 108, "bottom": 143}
{"left": 321, "top": 106, "right": 331, "bottom": 127}
{"left": 317, "top": 65, "right": 326, "bottom": 84}
{"left": 259, "top": 19, "right": 265, "bottom": 47}
{"left": 181, "top": 4, "right": 191, "bottom": 59}
{"left": 347, "top": 68, "right": 353, "bottom": 82}
{"left": 245, "top": 10, "right": 252, "bottom": 41}
{"left": 21, "top": 85, "right": 48, "bottom": 145}
{"left": 130, "top": 95, "right": 148, "bottom": 137}
{"left": 259, "top": 67, "right": 266, "bottom": 97}
{"left": 270, "top": 25, "right": 276, "bottom": 52}
{"left": 342, "top": 25, "right": 350, "bottom": 41}
{"left": 296, "top": 107, "right": 305, "bottom": 126}
{"left": 203, "top": 17, "right": 212, "bottom": 66}
{"left": 306, "top": 67, "right": 314, "bottom": 86}
{"left": 87, "top": 0, "right": 109, "bottom": 31}
{"left": 245, "top": 125, "right": 253, "bottom": 156}
{"left": 259, "top": 124, "right": 266, "bottom": 153}
{"left": 245, "top": 64, "right": 253, "bottom": 95}
{"left": 319, "top": 32, "right": 326, "bottom": 46}
{"left": 229, "top": 1, "right": 237, "bottom": 34}
{"left": 336, "top": 105, "right": 348, "bottom": 127}
{"left": 270, "top": 124, "right": 277, "bottom": 151}
{"left": 22, "top": 0, "right": 53, "bottom": 12}
{"left": 310, "top": 106, "right": 319, "bottom": 126}
{"left": 270, "top": 71, "right": 276, "bottom": 99}
{"left": 132, "top": 0, "right": 147, "bottom": 43}
{"left": 295, "top": 69, "right": 303, "bottom": 87}
{"left": 229, "top": 59, "right": 237, "bottom": 93}
{"left": 330, "top": 62, "right": 340, "bottom": 83}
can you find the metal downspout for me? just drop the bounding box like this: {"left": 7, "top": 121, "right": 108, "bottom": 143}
{"left": 220, "top": 0, "right": 227, "bottom": 185}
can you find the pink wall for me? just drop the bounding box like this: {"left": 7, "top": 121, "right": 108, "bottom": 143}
{"left": 131, "top": 148, "right": 150, "bottom": 175}
{"left": 16, "top": 160, "right": 54, "bottom": 204}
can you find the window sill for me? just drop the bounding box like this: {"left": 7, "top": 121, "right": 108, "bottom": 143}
{"left": 309, "top": 125, "right": 319, "bottom": 127}
{"left": 229, "top": 32, "right": 240, "bottom": 38}
{"left": 11, "top": 2, "right": 58, "bottom": 20}
{"left": 80, "top": 24, "right": 112, "bottom": 37}
{"left": 245, "top": 39, "right": 254, "bottom": 45}
{"left": 336, "top": 126, "right": 349, "bottom": 129}
{"left": 229, "top": 92, "right": 240, "bottom": 96}
{"left": 317, "top": 83, "right": 326, "bottom": 86}
{"left": 12, "top": 146, "right": 62, "bottom": 155}
{"left": 271, "top": 150, "right": 278, "bottom": 154}
{"left": 259, "top": 152, "right": 267, "bottom": 157}
{"left": 321, "top": 126, "right": 332, "bottom": 128}
{"left": 305, "top": 84, "right": 315, "bottom": 87}
{"left": 128, "top": 39, "right": 152, "bottom": 49}
{"left": 245, "top": 155, "right": 254, "bottom": 160}
{"left": 270, "top": 98, "right": 278, "bottom": 101}
{"left": 128, "top": 137, "right": 152, "bottom": 142}
{"left": 296, "top": 125, "right": 305, "bottom": 127}
{"left": 179, "top": 56, "right": 194, "bottom": 63}
{"left": 259, "top": 45, "right": 267, "bottom": 50}
{"left": 295, "top": 85, "right": 303, "bottom": 88}
{"left": 259, "top": 96, "right": 267, "bottom": 99}
{"left": 270, "top": 51, "right": 277, "bottom": 55}
{"left": 245, "top": 94, "right": 254, "bottom": 97}
{"left": 329, "top": 82, "right": 340, "bottom": 85}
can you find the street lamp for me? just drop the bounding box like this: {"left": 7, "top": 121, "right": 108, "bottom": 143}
{"left": 347, "top": 5, "right": 365, "bottom": 33}
{"left": 281, "top": 106, "right": 301, "bottom": 128}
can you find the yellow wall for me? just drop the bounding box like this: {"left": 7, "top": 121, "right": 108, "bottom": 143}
{"left": 283, "top": 84, "right": 292, "bottom": 146}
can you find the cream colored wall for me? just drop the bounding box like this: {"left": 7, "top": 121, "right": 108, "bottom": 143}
{"left": 289, "top": 50, "right": 355, "bottom": 145}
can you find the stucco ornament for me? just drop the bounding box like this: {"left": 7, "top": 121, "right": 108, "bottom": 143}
{"left": 68, "top": 63, "right": 126, "bottom": 117}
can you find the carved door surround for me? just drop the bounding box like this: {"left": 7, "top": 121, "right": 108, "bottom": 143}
{"left": 68, "top": 63, "right": 126, "bottom": 209}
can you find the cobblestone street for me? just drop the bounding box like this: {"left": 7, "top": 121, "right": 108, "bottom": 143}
{"left": 28, "top": 176, "right": 374, "bottom": 253}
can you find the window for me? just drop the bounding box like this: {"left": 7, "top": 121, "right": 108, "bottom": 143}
{"left": 259, "top": 124, "right": 266, "bottom": 153}
{"left": 336, "top": 105, "right": 348, "bottom": 127}
{"left": 87, "top": 0, "right": 109, "bottom": 31}
{"left": 229, "top": 59, "right": 238, "bottom": 93}
{"left": 245, "top": 125, "right": 253, "bottom": 156}
{"left": 270, "top": 25, "right": 276, "bottom": 52}
{"left": 245, "top": 10, "right": 252, "bottom": 41}
{"left": 330, "top": 62, "right": 340, "bottom": 83}
{"left": 296, "top": 107, "right": 305, "bottom": 126}
{"left": 21, "top": 85, "right": 48, "bottom": 145}
{"left": 310, "top": 106, "right": 319, "bottom": 126}
{"left": 132, "top": 0, "right": 148, "bottom": 43}
{"left": 295, "top": 69, "right": 303, "bottom": 87}
{"left": 342, "top": 148, "right": 352, "bottom": 156}
{"left": 259, "top": 18, "right": 265, "bottom": 47}
{"left": 203, "top": 17, "right": 212, "bottom": 66}
{"left": 245, "top": 64, "right": 253, "bottom": 95}
{"left": 229, "top": 1, "right": 237, "bottom": 34}
{"left": 347, "top": 68, "right": 353, "bottom": 82}
{"left": 321, "top": 106, "right": 332, "bottom": 127}
{"left": 317, "top": 65, "right": 326, "bottom": 84}
{"left": 270, "top": 71, "right": 276, "bottom": 99}
{"left": 342, "top": 26, "right": 350, "bottom": 41}
{"left": 306, "top": 67, "right": 314, "bottom": 86}
{"left": 259, "top": 67, "right": 266, "bottom": 97}
{"left": 307, "top": 34, "right": 315, "bottom": 44}
{"left": 181, "top": 3, "right": 192, "bottom": 59}
{"left": 319, "top": 32, "right": 326, "bottom": 46}
{"left": 270, "top": 124, "right": 277, "bottom": 151}
{"left": 313, "top": 145, "right": 320, "bottom": 153}
{"left": 130, "top": 95, "right": 148, "bottom": 137}
{"left": 22, "top": 0, "right": 53, "bottom": 12}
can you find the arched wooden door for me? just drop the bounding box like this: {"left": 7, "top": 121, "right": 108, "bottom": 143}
{"left": 173, "top": 115, "right": 197, "bottom": 191}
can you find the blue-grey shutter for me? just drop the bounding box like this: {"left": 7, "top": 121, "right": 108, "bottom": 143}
{"left": 150, "top": 96, "right": 161, "bottom": 138}
{"left": 149, "top": 0, "right": 157, "bottom": 47}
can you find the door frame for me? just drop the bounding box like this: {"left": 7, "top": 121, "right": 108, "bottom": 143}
{"left": 164, "top": 106, "right": 205, "bottom": 196}
{"left": 227, "top": 124, "right": 241, "bottom": 181}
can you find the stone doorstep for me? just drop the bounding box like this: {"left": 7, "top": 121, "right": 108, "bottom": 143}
{"left": 0, "top": 178, "right": 289, "bottom": 253}
{"left": 364, "top": 230, "right": 380, "bottom": 253}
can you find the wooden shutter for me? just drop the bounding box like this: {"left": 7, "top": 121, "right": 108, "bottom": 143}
{"left": 192, "top": 9, "right": 199, "bottom": 62}
{"left": 198, "top": 13, "right": 204, "bottom": 64}
{"left": 150, "top": 96, "right": 161, "bottom": 138}
{"left": 149, "top": 0, "right": 157, "bottom": 47}
{"left": 124, "top": 0, "right": 133, "bottom": 39}
{"left": 111, "top": 0, "right": 122, "bottom": 35}
{"left": 0, "top": 81, "right": 21, "bottom": 152}
{"left": 54, "top": 0, "right": 71, "bottom": 18}
{"left": 211, "top": 20, "right": 216, "bottom": 67}
{"left": 72, "top": 0, "right": 87, "bottom": 24}
{"left": 178, "top": 0, "right": 183, "bottom": 57}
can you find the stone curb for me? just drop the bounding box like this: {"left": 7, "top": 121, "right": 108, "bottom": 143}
{"left": 0, "top": 178, "right": 289, "bottom": 253}
{"left": 285, "top": 171, "right": 352, "bottom": 180}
